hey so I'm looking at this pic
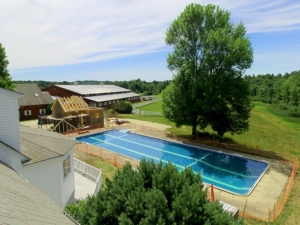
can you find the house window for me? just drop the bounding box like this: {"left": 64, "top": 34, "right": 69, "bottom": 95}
{"left": 39, "top": 109, "right": 46, "bottom": 114}
{"left": 89, "top": 102, "right": 96, "bottom": 107}
{"left": 98, "top": 102, "right": 102, "bottom": 107}
{"left": 63, "top": 155, "right": 71, "bottom": 179}
{"left": 117, "top": 100, "right": 119, "bottom": 103}
{"left": 113, "top": 100, "right": 115, "bottom": 103}
{"left": 24, "top": 110, "right": 31, "bottom": 116}
{"left": 104, "top": 102, "right": 107, "bottom": 105}
{"left": 108, "top": 101, "right": 111, "bottom": 104}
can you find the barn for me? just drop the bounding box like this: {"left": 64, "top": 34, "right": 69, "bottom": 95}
{"left": 42, "top": 82, "right": 141, "bottom": 109}
{"left": 15, "top": 84, "right": 53, "bottom": 120}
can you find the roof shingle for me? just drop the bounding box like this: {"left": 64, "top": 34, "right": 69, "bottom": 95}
{"left": 20, "top": 125, "right": 77, "bottom": 165}
{"left": 0, "top": 160, "right": 74, "bottom": 224}
{"left": 15, "top": 84, "right": 53, "bottom": 106}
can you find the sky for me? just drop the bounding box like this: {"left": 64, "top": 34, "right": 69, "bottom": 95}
{"left": 1, "top": 0, "right": 300, "bottom": 82}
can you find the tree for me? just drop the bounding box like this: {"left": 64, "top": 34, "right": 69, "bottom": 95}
{"left": 162, "top": 4, "right": 253, "bottom": 137}
{"left": 66, "top": 159, "right": 243, "bottom": 225}
{"left": 0, "top": 43, "right": 16, "bottom": 90}
{"left": 111, "top": 101, "right": 133, "bottom": 114}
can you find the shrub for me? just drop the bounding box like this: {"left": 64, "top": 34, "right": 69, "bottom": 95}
{"left": 46, "top": 102, "right": 53, "bottom": 114}
{"left": 111, "top": 101, "right": 132, "bottom": 114}
{"left": 66, "top": 159, "right": 243, "bottom": 225}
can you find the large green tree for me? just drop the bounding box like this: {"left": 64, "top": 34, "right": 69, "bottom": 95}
{"left": 66, "top": 159, "right": 242, "bottom": 224}
{"left": 162, "top": 4, "right": 253, "bottom": 137}
{"left": 0, "top": 43, "right": 16, "bottom": 90}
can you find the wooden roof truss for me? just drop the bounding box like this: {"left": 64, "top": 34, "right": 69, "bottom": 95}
{"left": 52, "top": 96, "right": 90, "bottom": 112}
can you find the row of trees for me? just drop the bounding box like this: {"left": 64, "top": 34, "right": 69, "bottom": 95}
{"left": 245, "top": 70, "right": 300, "bottom": 116}
{"left": 13, "top": 79, "right": 171, "bottom": 96}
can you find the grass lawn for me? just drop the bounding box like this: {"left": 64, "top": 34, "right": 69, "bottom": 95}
{"left": 73, "top": 150, "right": 119, "bottom": 188}
{"left": 136, "top": 101, "right": 164, "bottom": 112}
{"left": 253, "top": 101, "right": 300, "bottom": 132}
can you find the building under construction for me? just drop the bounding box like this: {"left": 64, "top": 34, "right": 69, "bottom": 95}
{"left": 46, "top": 96, "right": 104, "bottom": 133}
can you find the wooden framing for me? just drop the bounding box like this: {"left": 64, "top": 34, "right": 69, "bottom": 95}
{"left": 51, "top": 96, "right": 89, "bottom": 112}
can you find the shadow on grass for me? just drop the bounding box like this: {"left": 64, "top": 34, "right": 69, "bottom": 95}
{"left": 174, "top": 130, "right": 235, "bottom": 143}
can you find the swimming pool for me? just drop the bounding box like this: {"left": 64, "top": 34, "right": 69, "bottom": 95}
{"left": 76, "top": 129, "right": 269, "bottom": 195}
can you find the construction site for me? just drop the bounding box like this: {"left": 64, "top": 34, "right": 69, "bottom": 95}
{"left": 40, "top": 96, "right": 104, "bottom": 133}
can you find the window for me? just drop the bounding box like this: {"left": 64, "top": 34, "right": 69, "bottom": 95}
{"left": 117, "top": 100, "right": 119, "bottom": 102}
{"left": 113, "top": 100, "right": 115, "bottom": 103}
{"left": 104, "top": 102, "right": 107, "bottom": 105}
{"left": 39, "top": 109, "right": 46, "bottom": 114}
{"left": 24, "top": 110, "right": 31, "bottom": 116}
{"left": 63, "top": 155, "right": 71, "bottom": 179}
{"left": 89, "top": 102, "right": 96, "bottom": 107}
{"left": 98, "top": 102, "right": 102, "bottom": 107}
{"left": 108, "top": 101, "right": 111, "bottom": 104}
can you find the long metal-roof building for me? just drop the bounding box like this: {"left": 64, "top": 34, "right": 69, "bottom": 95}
{"left": 42, "top": 82, "right": 141, "bottom": 109}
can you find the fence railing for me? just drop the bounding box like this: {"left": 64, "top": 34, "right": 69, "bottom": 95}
{"left": 141, "top": 111, "right": 164, "bottom": 117}
{"left": 74, "top": 158, "right": 102, "bottom": 196}
{"left": 131, "top": 109, "right": 140, "bottom": 115}
{"left": 133, "top": 100, "right": 156, "bottom": 109}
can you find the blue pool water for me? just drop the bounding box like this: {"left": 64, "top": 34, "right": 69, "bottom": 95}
{"left": 76, "top": 130, "right": 269, "bottom": 195}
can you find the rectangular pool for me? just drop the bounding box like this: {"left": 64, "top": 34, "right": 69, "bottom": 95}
{"left": 76, "top": 129, "right": 269, "bottom": 195}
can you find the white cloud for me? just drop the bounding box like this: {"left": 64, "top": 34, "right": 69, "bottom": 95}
{"left": 1, "top": 0, "right": 299, "bottom": 70}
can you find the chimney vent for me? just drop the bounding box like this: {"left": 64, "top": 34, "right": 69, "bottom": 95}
{"left": 74, "top": 81, "right": 78, "bottom": 86}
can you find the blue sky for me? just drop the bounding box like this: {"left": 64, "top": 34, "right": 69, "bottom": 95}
{"left": 1, "top": 0, "right": 300, "bottom": 82}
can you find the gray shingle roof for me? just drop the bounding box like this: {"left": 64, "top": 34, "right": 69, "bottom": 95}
{"left": 0, "top": 160, "right": 74, "bottom": 224}
{"left": 84, "top": 92, "right": 141, "bottom": 102}
{"left": 56, "top": 84, "right": 131, "bottom": 95}
{"left": 15, "top": 84, "right": 53, "bottom": 106}
{"left": 20, "top": 125, "right": 77, "bottom": 166}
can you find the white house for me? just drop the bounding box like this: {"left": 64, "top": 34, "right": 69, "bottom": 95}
{"left": 0, "top": 87, "right": 77, "bottom": 208}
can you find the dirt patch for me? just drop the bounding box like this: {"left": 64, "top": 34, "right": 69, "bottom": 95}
{"left": 105, "top": 110, "right": 123, "bottom": 118}
{"left": 120, "top": 118, "right": 171, "bottom": 130}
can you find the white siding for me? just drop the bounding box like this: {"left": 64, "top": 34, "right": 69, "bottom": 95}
{"left": 0, "top": 94, "right": 22, "bottom": 152}
{"left": 61, "top": 149, "right": 75, "bottom": 207}
{"left": 20, "top": 159, "right": 62, "bottom": 206}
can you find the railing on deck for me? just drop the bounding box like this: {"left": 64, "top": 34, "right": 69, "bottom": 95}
{"left": 74, "top": 158, "right": 102, "bottom": 196}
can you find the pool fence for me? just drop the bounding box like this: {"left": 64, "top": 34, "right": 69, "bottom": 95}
{"left": 67, "top": 123, "right": 298, "bottom": 222}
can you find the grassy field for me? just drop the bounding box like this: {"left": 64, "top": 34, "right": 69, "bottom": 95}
{"left": 253, "top": 102, "right": 300, "bottom": 132}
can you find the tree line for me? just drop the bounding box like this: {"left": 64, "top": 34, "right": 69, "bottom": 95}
{"left": 13, "top": 79, "right": 170, "bottom": 95}
{"left": 245, "top": 70, "right": 300, "bottom": 117}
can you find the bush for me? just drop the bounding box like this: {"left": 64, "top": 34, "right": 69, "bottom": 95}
{"left": 111, "top": 101, "right": 132, "bottom": 114}
{"left": 66, "top": 159, "right": 243, "bottom": 225}
{"left": 46, "top": 102, "right": 53, "bottom": 114}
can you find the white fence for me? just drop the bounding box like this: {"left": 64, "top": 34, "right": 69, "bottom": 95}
{"left": 74, "top": 158, "right": 102, "bottom": 196}
{"left": 131, "top": 109, "right": 140, "bottom": 115}
{"left": 133, "top": 100, "right": 156, "bottom": 109}
{"left": 141, "top": 111, "right": 164, "bottom": 117}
